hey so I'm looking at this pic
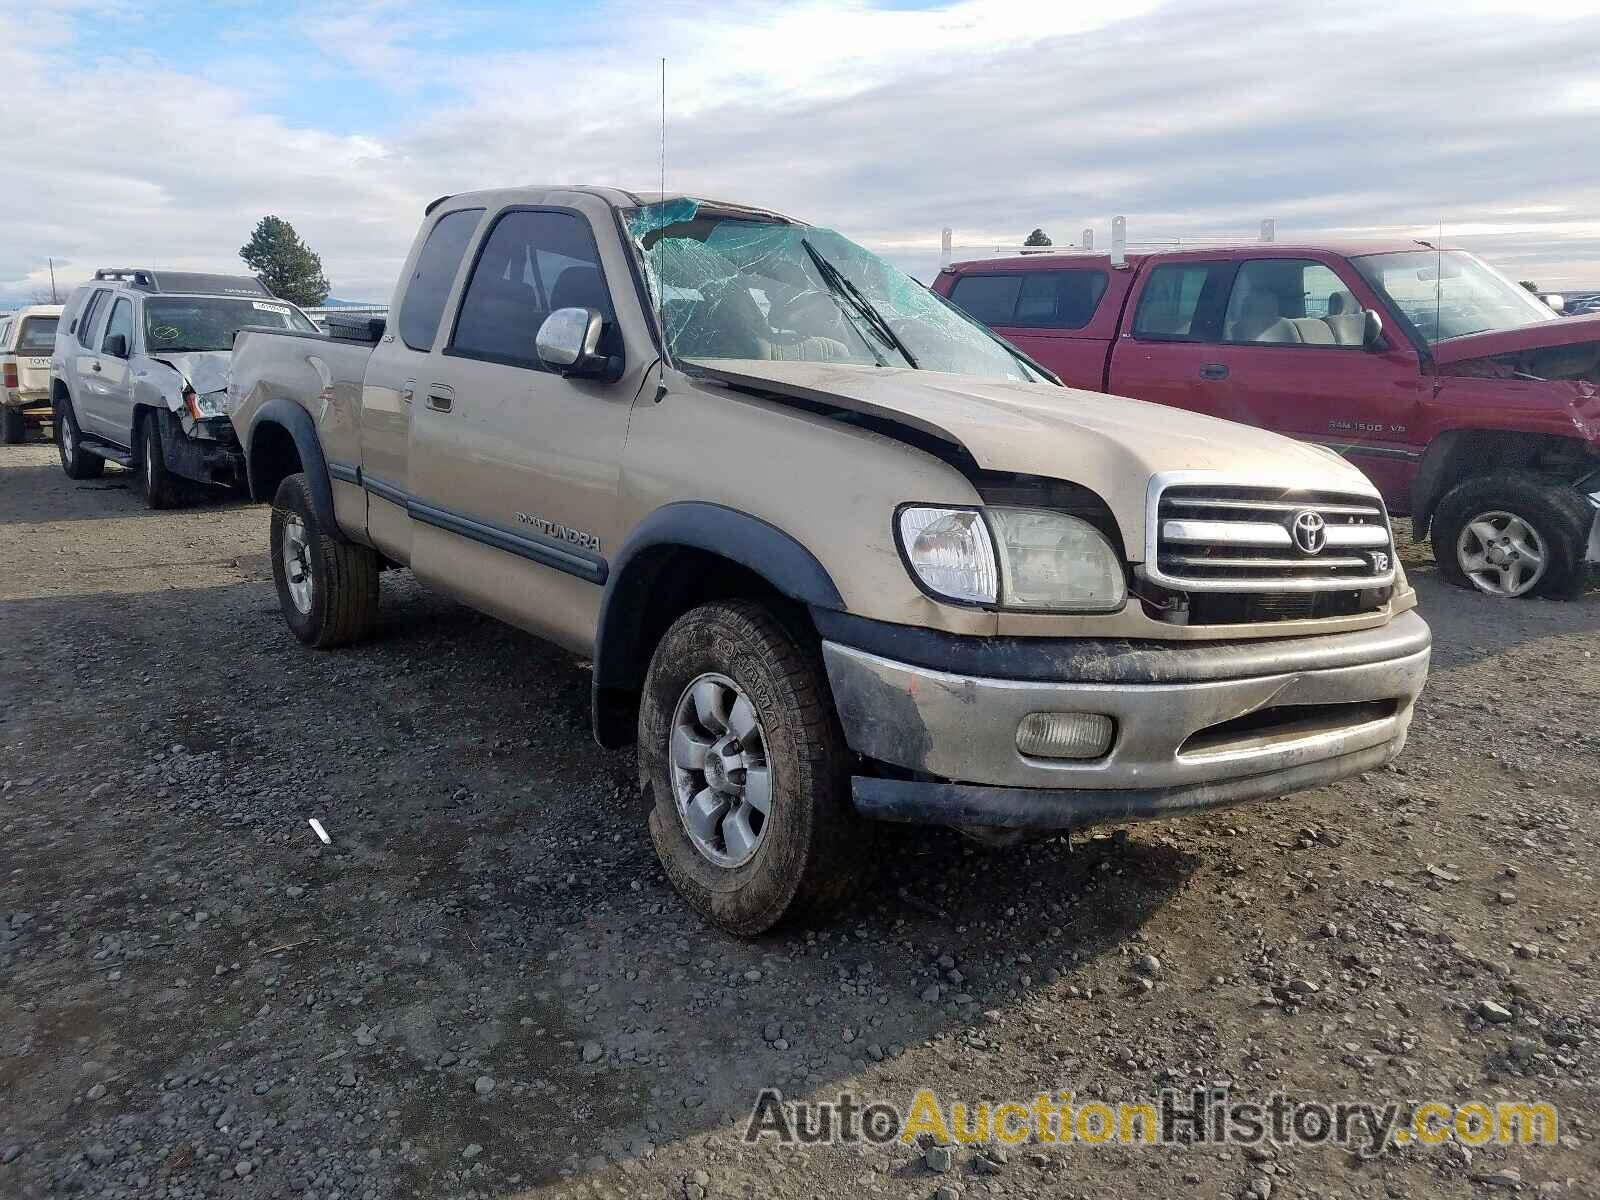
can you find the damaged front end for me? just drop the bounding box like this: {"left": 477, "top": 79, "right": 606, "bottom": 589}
{"left": 147, "top": 352, "right": 245, "bottom": 487}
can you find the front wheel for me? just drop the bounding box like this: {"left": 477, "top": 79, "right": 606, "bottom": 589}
{"left": 1432, "top": 472, "right": 1591, "bottom": 598}
{"left": 270, "top": 472, "right": 380, "bottom": 647}
{"left": 640, "top": 600, "right": 871, "bottom": 935}
{"left": 139, "top": 412, "right": 183, "bottom": 509}
{"left": 55, "top": 397, "right": 104, "bottom": 480}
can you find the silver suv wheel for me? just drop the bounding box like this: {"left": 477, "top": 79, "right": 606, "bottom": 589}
{"left": 1456, "top": 509, "right": 1548, "bottom": 597}
{"left": 669, "top": 673, "right": 771, "bottom": 868}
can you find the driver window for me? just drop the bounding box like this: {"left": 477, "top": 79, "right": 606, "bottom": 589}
{"left": 1224, "top": 259, "right": 1364, "bottom": 346}
{"left": 449, "top": 209, "right": 615, "bottom": 370}
{"left": 102, "top": 299, "right": 134, "bottom": 357}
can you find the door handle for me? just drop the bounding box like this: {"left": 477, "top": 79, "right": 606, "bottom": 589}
{"left": 91, "top": 361, "right": 102, "bottom": 373}
{"left": 1198, "top": 363, "right": 1229, "bottom": 381}
{"left": 400, "top": 382, "right": 415, "bottom": 405}
{"left": 426, "top": 384, "right": 454, "bottom": 413}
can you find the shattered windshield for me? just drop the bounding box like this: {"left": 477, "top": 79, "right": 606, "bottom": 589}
{"left": 1351, "top": 250, "right": 1559, "bottom": 344}
{"left": 143, "top": 297, "right": 315, "bottom": 353}
{"left": 625, "top": 200, "right": 1045, "bottom": 382}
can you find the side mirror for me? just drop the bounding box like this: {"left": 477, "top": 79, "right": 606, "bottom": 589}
{"left": 1542, "top": 293, "right": 1565, "bottom": 313}
{"left": 536, "top": 307, "right": 620, "bottom": 380}
{"left": 104, "top": 333, "right": 128, "bottom": 359}
{"left": 1361, "top": 308, "right": 1385, "bottom": 349}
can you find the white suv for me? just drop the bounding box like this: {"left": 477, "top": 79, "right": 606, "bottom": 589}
{"left": 50, "top": 268, "right": 316, "bottom": 506}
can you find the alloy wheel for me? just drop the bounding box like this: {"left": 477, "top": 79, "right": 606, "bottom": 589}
{"left": 1456, "top": 510, "right": 1548, "bottom": 597}
{"left": 281, "top": 513, "right": 315, "bottom": 614}
{"left": 668, "top": 673, "right": 772, "bottom": 868}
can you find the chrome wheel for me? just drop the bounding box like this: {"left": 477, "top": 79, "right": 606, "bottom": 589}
{"left": 59, "top": 414, "right": 73, "bottom": 458}
{"left": 281, "top": 513, "right": 314, "bottom": 614}
{"left": 669, "top": 673, "right": 772, "bottom": 868}
{"left": 1457, "top": 510, "right": 1547, "bottom": 597}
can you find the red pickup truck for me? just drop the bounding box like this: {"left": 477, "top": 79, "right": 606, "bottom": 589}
{"left": 934, "top": 241, "right": 1600, "bottom": 599}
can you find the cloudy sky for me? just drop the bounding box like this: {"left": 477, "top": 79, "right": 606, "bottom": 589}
{"left": 4, "top": 0, "right": 1600, "bottom": 307}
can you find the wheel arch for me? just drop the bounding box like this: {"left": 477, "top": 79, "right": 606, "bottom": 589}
{"left": 591, "top": 502, "right": 845, "bottom": 749}
{"left": 246, "top": 399, "right": 340, "bottom": 534}
{"left": 1412, "top": 429, "right": 1596, "bottom": 537}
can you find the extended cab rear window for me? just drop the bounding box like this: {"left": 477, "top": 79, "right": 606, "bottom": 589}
{"left": 1130, "top": 262, "right": 1233, "bottom": 341}
{"left": 397, "top": 208, "right": 484, "bottom": 351}
{"left": 949, "top": 269, "right": 1107, "bottom": 330}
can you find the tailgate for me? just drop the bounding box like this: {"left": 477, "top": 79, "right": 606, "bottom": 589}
{"left": 16, "top": 355, "right": 53, "bottom": 391}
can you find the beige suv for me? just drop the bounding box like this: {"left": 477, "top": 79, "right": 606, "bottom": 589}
{"left": 230, "top": 187, "right": 1432, "bottom": 934}
{"left": 1, "top": 304, "right": 63, "bottom": 443}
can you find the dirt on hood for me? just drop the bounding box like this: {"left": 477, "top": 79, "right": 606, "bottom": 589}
{"left": 691, "top": 358, "right": 1377, "bottom": 558}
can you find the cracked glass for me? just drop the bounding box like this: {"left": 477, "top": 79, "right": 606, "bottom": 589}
{"left": 625, "top": 200, "right": 1044, "bottom": 382}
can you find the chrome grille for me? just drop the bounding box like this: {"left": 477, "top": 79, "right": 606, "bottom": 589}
{"left": 1147, "top": 483, "right": 1396, "bottom": 594}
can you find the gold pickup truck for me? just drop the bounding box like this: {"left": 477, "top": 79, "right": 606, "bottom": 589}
{"left": 229, "top": 187, "right": 1431, "bottom": 935}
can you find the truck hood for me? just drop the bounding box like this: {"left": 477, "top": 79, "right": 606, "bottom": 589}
{"left": 1431, "top": 313, "right": 1600, "bottom": 365}
{"left": 148, "top": 350, "right": 231, "bottom": 395}
{"left": 694, "top": 359, "right": 1379, "bottom": 560}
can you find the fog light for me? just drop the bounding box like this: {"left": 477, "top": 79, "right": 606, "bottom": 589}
{"left": 1016, "top": 712, "right": 1114, "bottom": 760}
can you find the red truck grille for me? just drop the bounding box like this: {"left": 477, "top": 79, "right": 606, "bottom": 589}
{"left": 1147, "top": 482, "right": 1397, "bottom": 600}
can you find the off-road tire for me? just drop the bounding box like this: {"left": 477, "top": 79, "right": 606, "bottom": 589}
{"left": 55, "top": 396, "right": 104, "bottom": 480}
{"left": 1432, "top": 471, "right": 1591, "bottom": 599}
{"left": 640, "top": 600, "right": 872, "bottom": 935}
{"left": 138, "top": 412, "right": 183, "bottom": 509}
{"left": 270, "top": 472, "right": 380, "bottom": 648}
{"left": 0, "top": 405, "right": 24, "bottom": 445}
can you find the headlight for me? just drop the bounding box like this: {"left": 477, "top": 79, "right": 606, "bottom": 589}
{"left": 896, "top": 505, "right": 1126, "bottom": 612}
{"left": 988, "top": 507, "right": 1126, "bottom": 611}
{"left": 185, "top": 387, "right": 232, "bottom": 419}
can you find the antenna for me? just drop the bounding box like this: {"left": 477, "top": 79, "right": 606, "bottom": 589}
{"left": 1434, "top": 219, "right": 1443, "bottom": 346}
{"left": 49, "top": 258, "right": 58, "bottom": 303}
{"left": 653, "top": 57, "right": 668, "bottom": 401}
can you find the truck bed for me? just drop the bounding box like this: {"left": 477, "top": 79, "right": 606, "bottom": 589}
{"left": 230, "top": 326, "right": 379, "bottom": 523}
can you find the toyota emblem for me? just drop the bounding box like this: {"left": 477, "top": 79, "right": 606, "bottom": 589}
{"left": 1292, "top": 510, "right": 1327, "bottom": 554}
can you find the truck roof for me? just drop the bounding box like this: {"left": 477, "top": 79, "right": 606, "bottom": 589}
{"left": 945, "top": 238, "right": 1463, "bottom": 273}
{"left": 433, "top": 185, "right": 801, "bottom": 226}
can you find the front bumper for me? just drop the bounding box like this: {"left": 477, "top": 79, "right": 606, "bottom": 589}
{"left": 161, "top": 413, "right": 244, "bottom": 485}
{"left": 821, "top": 610, "right": 1431, "bottom": 830}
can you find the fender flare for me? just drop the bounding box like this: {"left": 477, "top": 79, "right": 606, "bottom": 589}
{"left": 246, "top": 398, "right": 341, "bottom": 534}
{"left": 590, "top": 501, "right": 845, "bottom": 747}
{"left": 1411, "top": 429, "right": 1595, "bottom": 537}
{"left": 1408, "top": 433, "right": 1465, "bottom": 536}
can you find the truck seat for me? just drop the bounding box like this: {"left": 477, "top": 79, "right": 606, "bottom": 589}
{"left": 1287, "top": 317, "right": 1335, "bottom": 344}
{"left": 1230, "top": 292, "right": 1298, "bottom": 343}
{"left": 1324, "top": 292, "right": 1367, "bottom": 345}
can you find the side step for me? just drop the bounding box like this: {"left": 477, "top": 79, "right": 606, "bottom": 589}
{"left": 80, "top": 435, "right": 135, "bottom": 468}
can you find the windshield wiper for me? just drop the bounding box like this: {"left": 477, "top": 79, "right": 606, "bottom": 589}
{"left": 801, "top": 239, "right": 919, "bottom": 369}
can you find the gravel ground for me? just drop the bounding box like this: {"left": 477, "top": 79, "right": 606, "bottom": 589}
{"left": 1, "top": 438, "right": 1597, "bottom": 1200}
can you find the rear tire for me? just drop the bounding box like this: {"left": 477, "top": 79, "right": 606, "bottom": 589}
{"left": 270, "top": 472, "right": 380, "bottom": 647}
{"left": 640, "top": 600, "right": 871, "bottom": 935}
{"left": 139, "top": 412, "right": 183, "bottom": 509}
{"left": 0, "top": 406, "right": 24, "bottom": 445}
{"left": 55, "top": 396, "right": 104, "bottom": 480}
{"left": 1432, "top": 472, "right": 1590, "bottom": 599}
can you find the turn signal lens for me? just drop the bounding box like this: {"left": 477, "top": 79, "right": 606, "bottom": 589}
{"left": 2, "top": 363, "right": 16, "bottom": 389}
{"left": 1016, "top": 712, "right": 1115, "bottom": 760}
{"left": 896, "top": 506, "right": 998, "bottom": 605}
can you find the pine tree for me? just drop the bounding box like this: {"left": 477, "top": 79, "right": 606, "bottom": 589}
{"left": 240, "top": 216, "right": 331, "bottom": 307}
